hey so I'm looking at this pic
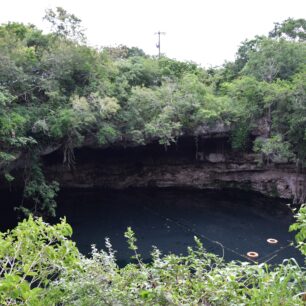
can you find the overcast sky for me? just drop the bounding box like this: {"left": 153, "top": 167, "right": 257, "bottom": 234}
{"left": 1, "top": 0, "right": 305, "bottom": 67}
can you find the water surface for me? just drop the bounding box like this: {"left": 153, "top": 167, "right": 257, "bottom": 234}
{"left": 54, "top": 188, "right": 303, "bottom": 265}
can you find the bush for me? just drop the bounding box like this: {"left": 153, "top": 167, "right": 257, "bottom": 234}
{"left": 1, "top": 216, "right": 305, "bottom": 305}
{"left": 290, "top": 204, "right": 306, "bottom": 256}
{"left": 0, "top": 217, "right": 80, "bottom": 305}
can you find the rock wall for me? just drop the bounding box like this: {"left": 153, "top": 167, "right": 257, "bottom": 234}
{"left": 43, "top": 136, "right": 306, "bottom": 203}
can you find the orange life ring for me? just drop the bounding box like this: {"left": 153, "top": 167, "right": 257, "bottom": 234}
{"left": 247, "top": 251, "right": 259, "bottom": 258}
{"left": 267, "top": 238, "right": 278, "bottom": 244}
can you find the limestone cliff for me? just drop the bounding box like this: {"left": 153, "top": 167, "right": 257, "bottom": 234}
{"left": 42, "top": 136, "right": 306, "bottom": 203}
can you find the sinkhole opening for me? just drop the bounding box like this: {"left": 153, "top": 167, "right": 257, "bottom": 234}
{"left": 0, "top": 188, "right": 303, "bottom": 266}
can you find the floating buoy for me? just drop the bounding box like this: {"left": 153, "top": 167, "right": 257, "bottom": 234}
{"left": 247, "top": 251, "right": 259, "bottom": 258}
{"left": 267, "top": 238, "right": 278, "bottom": 244}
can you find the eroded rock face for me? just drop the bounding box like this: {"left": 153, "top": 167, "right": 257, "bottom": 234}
{"left": 43, "top": 136, "right": 306, "bottom": 203}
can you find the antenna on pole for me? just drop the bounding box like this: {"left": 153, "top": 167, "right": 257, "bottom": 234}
{"left": 155, "top": 31, "right": 166, "bottom": 58}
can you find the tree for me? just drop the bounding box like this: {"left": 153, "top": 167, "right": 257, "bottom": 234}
{"left": 241, "top": 38, "right": 305, "bottom": 138}
{"left": 269, "top": 18, "right": 306, "bottom": 42}
{"left": 103, "top": 45, "right": 146, "bottom": 60}
{"left": 44, "top": 7, "right": 85, "bottom": 43}
{"left": 232, "top": 36, "right": 264, "bottom": 75}
{"left": 242, "top": 37, "right": 305, "bottom": 82}
{"left": 254, "top": 134, "right": 294, "bottom": 164}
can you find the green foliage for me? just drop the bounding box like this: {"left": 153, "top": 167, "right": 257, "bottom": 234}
{"left": 44, "top": 7, "right": 85, "bottom": 42}
{"left": 0, "top": 152, "right": 16, "bottom": 163}
{"left": 0, "top": 217, "right": 80, "bottom": 305}
{"left": 231, "top": 121, "right": 251, "bottom": 151}
{"left": 4, "top": 172, "right": 14, "bottom": 182}
{"left": 272, "top": 69, "right": 306, "bottom": 159}
{"left": 254, "top": 135, "right": 294, "bottom": 164}
{"left": 116, "top": 56, "right": 161, "bottom": 88}
{"left": 54, "top": 226, "right": 306, "bottom": 305}
{"left": 290, "top": 204, "right": 306, "bottom": 256}
{"left": 0, "top": 13, "right": 305, "bottom": 214}
{"left": 269, "top": 18, "right": 306, "bottom": 41}
{"left": 242, "top": 37, "right": 306, "bottom": 82}
{"left": 158, "top": 57, "right": 204, "bottom": 80}
{"left": 0, "top": 152, "right": 16, "bottom": 182}
{"left": 49, "top": 108, "right": 82, "bottom": 140}
{"left": 124, "top": 226, "right": 143, "bottom": 265}
{"left": 0, "top": 215, "right": 305, "bottom": 305}
{"left": 0, "top": 86, "right": 15, "bottom": 106}
{"left": 22, "top": 179, "right": 59, "bottom": 217}
{"left": 104, "top": 45, "right": 146, "bottom": 60}
{"left": 231, "top": 36, "right": 264, "bottom": 76}
{"left": 223, "top": 76, "right": 265, "bottom": 120}
{"left": 0, "top": 112, "right": 27, "bottom": 138}
{"left": 0, "top": 15, "right": 304, "bottom": 154}
{"left": 0, "top": 12, "right": 305, "bottom": 304}
{"left": 21, "top": 162, "right": 59, "bottom": 217}
{"left": 97, "top": 124, "right": 120, "bottom": 145}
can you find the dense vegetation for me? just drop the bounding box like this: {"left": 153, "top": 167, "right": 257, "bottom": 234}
{"left": 0, "top": 205, "right": 305, "bottom": 305}
{"left": 0, "top": 8, "right": 305, "bottom": 305}
{"left": 0, "top": 10, "right": 305, "bottom": 214}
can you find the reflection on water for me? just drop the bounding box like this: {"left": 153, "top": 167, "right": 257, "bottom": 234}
{"left": 54, "top": 188, "right": 303, "bottom": 266}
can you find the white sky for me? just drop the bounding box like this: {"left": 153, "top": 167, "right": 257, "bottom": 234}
{"left": 0, "top": 0, "right": 305, "bottom": 67}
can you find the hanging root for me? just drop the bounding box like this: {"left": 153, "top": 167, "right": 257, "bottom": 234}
{"left": 63, "top": 138, "right": 75, "bottom": 170}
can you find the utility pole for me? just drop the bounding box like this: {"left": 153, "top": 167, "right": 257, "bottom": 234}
{"left": 155, "top": 31, "right": 166, "bottom": 58}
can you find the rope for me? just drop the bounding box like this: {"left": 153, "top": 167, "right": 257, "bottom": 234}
{"left": 260, "top": 243, "right": 293, "bottom": 264}
{"left": 143, "top": 205, "right": 294, "bottom": 264}
{"left": 143, "top": 205, "right": 257, "bottom": 263}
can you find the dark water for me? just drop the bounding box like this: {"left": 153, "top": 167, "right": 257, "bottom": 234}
{"left": 56, "top": 188, "right": 303, "bottom": 265}
{"left": 0, "top": 188, "right": 303, "bottom": 266}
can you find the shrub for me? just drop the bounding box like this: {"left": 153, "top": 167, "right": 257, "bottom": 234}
{"left": 0, "top": 217, "right": 80, "bottom": 305}
{"left": 1, "top": 216, "right": 305, "bottom": 305}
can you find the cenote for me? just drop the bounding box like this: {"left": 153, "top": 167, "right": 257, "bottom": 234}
{"left": 1, "top": 188, "right": 303, "bottom": 266}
